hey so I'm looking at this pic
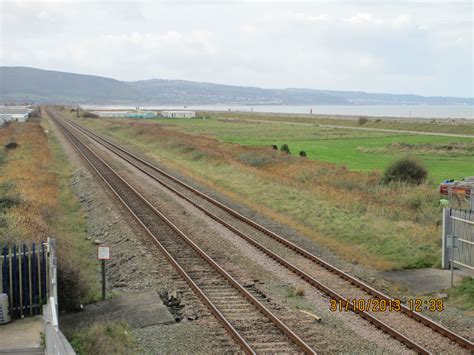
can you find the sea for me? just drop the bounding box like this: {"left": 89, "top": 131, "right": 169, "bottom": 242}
{"left": 84, "top": 105, "right": 474, "bottom": 120}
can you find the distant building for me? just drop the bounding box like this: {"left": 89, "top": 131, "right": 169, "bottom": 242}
{"left": 0, "top": 106, "right": 31, "bottom": 124}
{"left": 93, "top": 111, "right": 128, "bottom": 118}
{"left": 127, "top": 111, "right": 156, "bottom": 119}
{"left": 93, "top": 111, "right": 157, "bottom": 118}
{"left": 161, "top": 110, "right": 196, "bottom": 118}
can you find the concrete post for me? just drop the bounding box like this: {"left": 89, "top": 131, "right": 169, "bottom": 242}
{"left": 442, "top": 208, "right": 451, "bottom": 269}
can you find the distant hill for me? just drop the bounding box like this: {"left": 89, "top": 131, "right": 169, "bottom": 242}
{"left": 1, "top": 66, "right": 472, "bottom": 105}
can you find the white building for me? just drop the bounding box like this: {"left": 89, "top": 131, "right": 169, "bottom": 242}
{"left": 0, "top": 106, "right": 31, "bottom": 124}
{"left": 93, "top": 111, "right": 129, "bottom": 118}
{"left": 161, "top": 110, "right": 196, "bottom": 118}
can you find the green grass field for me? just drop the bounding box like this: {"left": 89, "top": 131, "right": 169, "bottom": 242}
{"left": 74, "top": 110, "right": 472, "bottom": 271}
{"left": 153, "top": 117, "right": 474, "bottom": 183}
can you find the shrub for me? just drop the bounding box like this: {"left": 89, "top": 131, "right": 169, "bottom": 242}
{"left": 82, "top": 111, "right": 99, "bottom": 118}
{"left": 271, "top": 145, "right": 278, "bottom": 150}
{"left": 299, "top": 151, "right": 307, "bottom": 157}
{"left": 280, "top": 144, "right": 290, "bottom": 154}
{"left": 58, "top": 259, "right": 90, "bottom": 311}
{"left": 358, "top": 117, "right": 369, "bottom": 125}
{"left": 382, "top": 157, "right": 427, "bottom": 185}
{"left": 375, "top": 119, "right": 382, "bottom": 123}
{"left": 28, "top": 108, "right": 41, "bottom": 119}
{"left": 4, "top": 142, "right": 18, "bottom": 150}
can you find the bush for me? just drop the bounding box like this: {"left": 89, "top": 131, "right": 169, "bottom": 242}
{"left": 382, "top": 157, "right": 427, "bottom": 185}
{"left": 299, "top": 151, "right": 307, "bottom": 157}
{"left": 4, "top": 142, "right": 18, "bottom": 150}
{"left": 358, "top": 117, "right": 369, "bottom": 125}
{"left": 271, "top": 145, "right": 278, "bottom": 150}
{"left": 58, "top": 259, "right": 90, "bottom": 311}
{"left": 280, "top": 144, "right": 290, "bottom": 154}
{"left": 82, "top": 111, "right": 99, "bottom": 118}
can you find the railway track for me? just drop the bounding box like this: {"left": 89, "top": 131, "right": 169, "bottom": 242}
{"left": 50, "top": 111, "right": 316, "bottom": 354}
{"left": 60, "top": 114, "right": 474, "bottom": 354}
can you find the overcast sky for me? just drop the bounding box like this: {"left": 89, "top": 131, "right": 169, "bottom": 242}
{"left": 1, "top": 0, "right": 473, "bottom": 97}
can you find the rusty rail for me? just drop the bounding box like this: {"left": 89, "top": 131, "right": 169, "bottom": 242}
{"left": 50, "top": 111, "right": 315, "bottom": 355}
{"left": 65, "top": 117, "right": 474, "bottom": 353}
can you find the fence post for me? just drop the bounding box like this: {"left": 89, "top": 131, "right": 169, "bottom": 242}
{"left": 442, "top": 207, "right": 451, "bottom": 269}
{"left": 47, "top": 238, "right": 58, "bottom": 316}
{"left": 470, "top": 188, "right": 474, "bottom": 211}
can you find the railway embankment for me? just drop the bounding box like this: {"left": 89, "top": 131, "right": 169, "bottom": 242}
{"left": 49, "top": 108, "right": 474, "bottom": 354}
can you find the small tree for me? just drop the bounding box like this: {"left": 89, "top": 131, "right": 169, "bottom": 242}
{"left": 299, "top": 151, "right": 307, "bottom": 157}
{"left": 280, "top": 144, "right": 290, "bottom": 154}
{"left": 382, "top": 157, "right": 427, "bottom": 185}
{"left": 358, "top": 117, "right": 369, "bottom": 125}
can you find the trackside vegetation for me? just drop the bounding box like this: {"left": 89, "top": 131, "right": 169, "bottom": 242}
{"left": 68, "top": 321, "right": 138, "bottom": 354}
{"left": 69, "top": 109, "right": 468, "bottom": 270}
{"left": 0, "top": 116, "right": 98, "bottom": 310}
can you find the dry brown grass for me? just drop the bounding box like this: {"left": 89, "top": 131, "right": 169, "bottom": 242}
{"left": 0, "top": 121, "right": 58, "bottom": 242}
{"left": 0, "top": 117, "right": 97, "bottom": 309}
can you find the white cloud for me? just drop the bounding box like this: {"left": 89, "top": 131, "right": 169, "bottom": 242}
{"left": 0, "top": 1, "right": 472, "bottom": 96}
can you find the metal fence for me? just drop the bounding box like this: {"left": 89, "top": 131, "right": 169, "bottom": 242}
{"left": 442, "top": 208, "right": 474, "bottom": 273}
{"left": 0, "top": 241, "right": 48, "bottom": 318}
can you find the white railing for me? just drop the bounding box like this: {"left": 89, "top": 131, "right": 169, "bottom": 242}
{"left": 42, "top": 238, "right": 75, "bottom": 355}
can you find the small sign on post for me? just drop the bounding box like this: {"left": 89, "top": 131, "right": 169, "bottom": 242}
{"left": 97, "top": 245, "right": 111, "bottom": 300}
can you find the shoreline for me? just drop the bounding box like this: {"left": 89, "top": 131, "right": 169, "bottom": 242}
{"left": 83, "top": 105, "right": 474, "bottom": 122}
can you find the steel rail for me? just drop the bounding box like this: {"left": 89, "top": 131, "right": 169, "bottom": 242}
{"left": 64, "top": 119, "right": 433, "bottom": 354}
{"left": 66, "top": 117, "right": 474, "bottom": 352}
{"left": 51, "top": 112, "right": 315, "bottom": 355}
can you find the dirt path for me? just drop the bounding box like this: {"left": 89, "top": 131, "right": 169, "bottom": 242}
{"left": 240, "top": 118, "right": 474, "bottom": 138}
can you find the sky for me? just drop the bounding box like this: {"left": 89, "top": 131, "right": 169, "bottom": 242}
{"left": 1, "top": 0, "right": 473, "bottom": 97}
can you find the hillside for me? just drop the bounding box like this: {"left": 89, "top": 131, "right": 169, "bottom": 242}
{"left": 1, "top": 66, "right": 472, "bottom": 105}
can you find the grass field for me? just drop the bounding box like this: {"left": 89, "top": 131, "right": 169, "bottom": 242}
{"left": 151, "top": 117, "right": 474, "bottom": 183}
{"left": 71, "top": 108, "right": 462, "bottom": 271}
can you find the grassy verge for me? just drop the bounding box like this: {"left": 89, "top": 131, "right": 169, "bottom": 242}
{"left": 69, "top": 110, "right": 446, "bottom": 270}
{"left": 42, "top": 115, "right": 99, "bottom": 308}
{"left": 0, "top": 116, "right": 98, "bottom": 310}
{"left": 447, "top": 278, "right": 474, "bottom": 313}
{"left": 68, "top": 321, "right": 138, "bottom": 355}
